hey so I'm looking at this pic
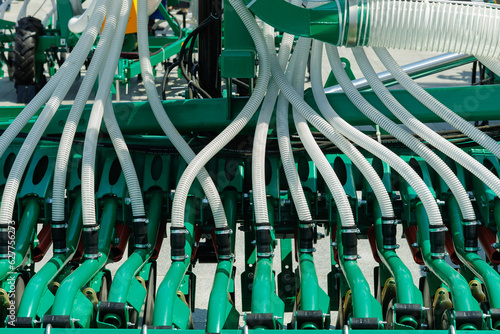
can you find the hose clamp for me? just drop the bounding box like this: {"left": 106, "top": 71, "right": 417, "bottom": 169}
{"left": 84, "top": 253, "right": 102, "bottom": 259}
{"left": 429, "top": 226, "right": 448, "bottom": 233}
{"left": 347, "top": 0, "right": 359, "bottom": 46}
{"left": 299, "top": 247, "right": 316, "bottom": 253}
{"left": 0, "top": 220, "right": 15, "bottom": 231}
{"left": 83, "top": 224, "right": 100, "bottom": 232}
{"left": 341, "top": 227, "right": 359, "bottom": 234}
{"left": 171, "top": 228, "right": 188, "bottom": 234}
{"left": 171, "top": 254, "right": 189, "bottom": 261}
{"left": 462, "top": 219, "right": 481, "bottom": 226}
{"left": 54, "top": 248, "right": 69, "bottom": 254}
{"left": 299, "top": 221, "right": 315, "bottom": 229}
{"left": 255, "top": 224, "right": 273, "bottom": 231}
{"left": 343, "top": 254, "right": 358, "bottom": 261}
{"left": 382, "top": 217, "right": 398, "bottom": 225}
{"left": 215, "top": 228, "right": 233, "bottom": 235}
{"left": 218, "top": 254, "right": 235, "bottom": 260}
{"left": 257, "top": 251, "right": 274, "bottom": 258}
{"left": 133, "top": 217, "right": 149, "bottom": 224}
{"left": 51, "top": 223, "right": 68, "bottom": 229}
{"left": 134, "top": 243, "right": 150, "bottom": 249}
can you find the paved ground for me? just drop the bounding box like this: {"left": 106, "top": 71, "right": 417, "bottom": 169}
{"left": 0, "top": 0, "right": 479, "bottom": 330}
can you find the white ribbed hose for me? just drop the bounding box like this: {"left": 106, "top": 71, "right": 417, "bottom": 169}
{"left": 81, "top": 0, "right": 132, "bottom": 225}
{"left": 371, "top": 47, "right": 500, "bottom": 199}
{"left": 276, "top": 37, "right": 313, "bottom": 222}
{"left": 273, "top": 44, "right": 394, "bottom": 223}
{"left": 291, "top": 38, "right": 358, "bottom": 227}
{"left": 365, "top": 0, "right": 500, "bottom": 59}
{"left": 347, "top": 46, "right": 475, "bottom": 222}
{"left": 319, "top": 44, "right": 443, "bottom": 226}
{"left": 374, "top": 47, "right": 500, "bottom": 160}
{"left": 0, "top": 0, "right": 109, "bottom": 160}
{"left": 103, "top": 96, "right": 145, "bottom": 217}
{"left": 0, "top": 0, "right": 13, "bottom": 19}
{"left": 0, "top": 0, "right": 110, "bottom": 228}
{"left": 170, "top": 0, "right": 271, "bottom": 228}
{"left": 17, "top": 0, "right": 29, "bottom": 23}
{"left": 252, "top": 25, "right": 294, "bottom": 224}
{"left": 136, "top": 0, "right": 227, "bottom": 227}
{"left": 52, "top": 0, "right": 122, "bottom": 222}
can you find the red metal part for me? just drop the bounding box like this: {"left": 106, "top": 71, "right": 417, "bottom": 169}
{"left": 71, "top": 235, "right": 84, "bottom": 263}
{"left": 404, "top": 225, "right": 424, "bottom": 265}
{"left": 32, "top": 224, "right": 52, "bottom": 262}
{"left": 478, "top": 225, "right": 500, "bottom": 265}
{"left": 111, "top": 223, "right": 131, "bottom": 262}
{"left": 150, "top": 221, "right": 166, "bottom": 261}
{"left": 366, "top": 225, "right": 382, "bottom": 263}
{"left": 445, "top": 227, "right": 461, "bottom": 265}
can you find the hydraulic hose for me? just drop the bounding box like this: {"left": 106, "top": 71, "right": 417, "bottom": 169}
{"left": 276, "top": 39, "right": 313, "bottom": 223}
{"left": 364, "top": 0, "right": 500, "bottom": 59}
{"left": 51, "top": 0, "right": 122, "bottom": 256}
{"left": 374, "top": 47, "right": 500, "bottom": 161}
{"left": 103, "top": 97, "right": 146, "bottom": 245}
{"left": 291, "top": 38, "right": 355, "bottom": 227}
{"left": 252, "top": 22, "right": 293, "bottom": 225}
{"left": 316, "top": 44, "right": 444, "bottom": 230}
{"left": 81, "top": 0, "right": 131, "bottom": 248}
{"left": 0, "top": 0, "right": 110, "bottom": 252}
{"left": 0, "top": 0, "right": 109, "bottom": 160}
{"left": 68, "top": 0, "right": 98, "bottom": 33}
{"left": 367, "top": 48, "right": 500, "bottom": 211}
{"left": 170, "top": 0, "right": 271, "bottom": 229}
{"left": 136, "top": 0, "right": 228, "bottom": 229}
{"left": 350, "top": 46, "right": 476, "bottom": 222}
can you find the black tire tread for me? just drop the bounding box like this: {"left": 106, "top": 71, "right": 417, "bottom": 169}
{"left": 13, "top": 17, "right": 43, "bottom": 86}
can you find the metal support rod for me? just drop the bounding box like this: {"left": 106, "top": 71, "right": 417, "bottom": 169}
{"left": 0, "top": 197, "right": 40, "bottom": 281}
{"left": 18, "top": 194, "right": 83, "bottom": 318}
{"left": 447, "top": 196, "right": 500, "bottom": 311}
{"left": 152, "top": 196, "right": 196, "bottom": 327}
{"left": 51, "top": 197, "right": 118, "bottom": 317}
{"left": 107, "top": 189, "right": 163, "bottom": 304}
{"left": 415, "top": 202, "right": 481, "bottom": 313}
{"left": 325, "top": 53, "right": 475, "bottom": 94}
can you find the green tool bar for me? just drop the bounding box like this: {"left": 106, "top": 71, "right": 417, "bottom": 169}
{"left": 18, "top": 194, "right": 83, "bottom": 318}
{"left": 152, "top": 196, "right": 196, "bottom": 328}
{"left": 0, "top": 197, "right": 40, "bottom": 282}
{"left": 107, "top": 189, "right": 163, "bottom": 303}
{"left": 2, "top": 85, "right": 498, "bottom": 136}
{"left": 373, "top": 202, "right": 422, "bottom": 306}
{"left": 415, "top": 202, "right": 481, "bottom": 313}
{"left": 51, "top": 197, "right": 118, "bottom": 317}
{"left": 447, "top": 196, "right": 500, "bottom": 310}
{"left": 336, "top": 227, "right": 383, "bottom": 321}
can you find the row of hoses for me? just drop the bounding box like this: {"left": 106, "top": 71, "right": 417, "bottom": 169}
{"left": 1, "top": 0, "right": 500, "bottom": 329}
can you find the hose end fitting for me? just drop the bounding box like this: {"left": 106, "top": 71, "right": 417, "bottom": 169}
{"left": 463, "top": 219, "right": 480, "bottom": 252}
{"left": 382, "top": 217, "right": 398, "bottom": 250}
{"left": 170, "top": 226, "right": 188, "bottom": 261}
{"left": 133, "top": 215, "right": 149, "bottom": 249}
{"left": 341, "top": 226, "right": 359, "bottom": 261}
{"left": 299, "top": 220, "right": 315, "bottom": 253}
{"left": 51, "top": 220, "right": 69, "bottom": 254}
{"left": 83, "top": 223, "right": 100, "bottom": 259}
{"left": 255, "top": 222, "right": 273, "bottom": 258}
{"left": 0, "top": 221, "right": 14, "bottom": 258}
{"left": 215, "top": 226, "right": 234, "bottom": 260}
{"left": 429, "top": 224, "right": 447, "bottom": 259}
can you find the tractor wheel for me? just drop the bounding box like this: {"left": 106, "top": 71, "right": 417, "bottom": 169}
{"left": 13, "top": 17, "right": 45, "bottom": 103}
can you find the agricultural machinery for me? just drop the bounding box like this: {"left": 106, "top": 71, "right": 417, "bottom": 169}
{"left": 0, "top": 0, "right": 500, "bottom": 333}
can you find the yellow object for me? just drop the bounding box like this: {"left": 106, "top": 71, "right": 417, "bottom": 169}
{"left": 102, "top": 1, "right": 138, "bottom": 34}
{"left": 469, "top": 280, "right": 486, "bottom": 303}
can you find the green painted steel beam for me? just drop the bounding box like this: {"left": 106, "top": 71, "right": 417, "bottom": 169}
{"left": 2, "top": 85, "right": 499, "bottom": 137}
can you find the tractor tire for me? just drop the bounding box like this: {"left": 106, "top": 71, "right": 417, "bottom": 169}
{"left": 13, "top": 17, "right": 45, "bottom": 102}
